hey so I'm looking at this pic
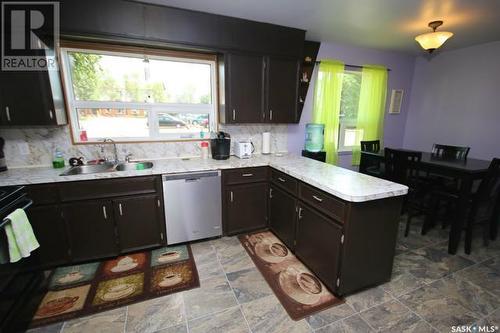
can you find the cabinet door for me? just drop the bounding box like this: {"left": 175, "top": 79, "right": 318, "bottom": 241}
{"left": 62, "top": 200, "right": 119, "bottom": 262}
{"left": 295, "top": 203, "right": 342, "bottom": 291}
{"left": 269, "top": 185, "right": 297, "bottom": 250}
{"left": 27, "top": 205, "right": 69, "bottom": 267}
{"left": 225, "top": 183, "right": 268, "bottom": 235}
{"left": 226, "top": 53, "right": 264, "bottom": 123}
{"left": 266, "top": 57, "right": 299, "bottom": 123}
{"left": 113, "top": 194, "right": 164, "bottom": 253}
{"left": 1, "top": 71, "right": 55, "bottom": 126}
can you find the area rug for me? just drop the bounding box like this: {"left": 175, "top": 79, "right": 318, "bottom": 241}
{"left": 30, "top": 244, "right": 199, "bottom": 328}
{"left": 239, "top": 231, "right": 344, "bottom": 320}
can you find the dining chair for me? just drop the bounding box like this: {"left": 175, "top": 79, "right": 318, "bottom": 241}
{"left": 426, "top": 158, "right": 500, "bottom": 254}
{"left": 431, "top": 144, "right": 470, "bottom": 160}
{"left": 359, "top": 140, "right": 382, "bottom": 177}
{"left": 384, "top": 148, "right": 431, "bottom": 237}
{"left": 361, "top": 140, "right": 381, "bottom": 153}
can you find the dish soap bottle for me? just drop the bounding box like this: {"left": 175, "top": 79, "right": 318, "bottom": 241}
{"left": 52, "top": 148, "right": 65, "bottom": 169}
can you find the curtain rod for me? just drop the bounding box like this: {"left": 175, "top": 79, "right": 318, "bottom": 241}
{"left": 314, "top": 61, "right": 391, "bottom": 71}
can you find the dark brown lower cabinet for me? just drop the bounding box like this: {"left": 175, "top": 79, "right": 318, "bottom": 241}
{"left": 225, "top": 182, "right": 268, "bottom": 235}
{"left": 62, "top": 200, "right": 119, "bottom": 262}
{"left": 295, "top": 203, "right": 342, "bottom": 292}
{"left": 269, "top": 185, "right": 297, "bottom": 249}
{"left": 113, "top": 194, "right": 164, "bottom": 253}
{"left": 27, "top": 205, "right": 69, "bottom": 266}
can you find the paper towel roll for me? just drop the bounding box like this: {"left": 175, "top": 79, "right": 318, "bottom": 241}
{"left": 262, "top": 132, "right": 271, "bottom": 154}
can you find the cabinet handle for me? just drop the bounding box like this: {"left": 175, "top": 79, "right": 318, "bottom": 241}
{"left": 232, "top": 109, "right": 236, "bottom": 121}
{"left": 278, "top": 177, "right": 286, "bottom": 183}
{"left": 312, "top": 195, "right": 323, "bottom": 203}
{"left": 102, "top": 206, "right": 108, "bottom": 219}
{"left": 269, "top": 109, "right": 273, "bottom": 120}
{"left": 298, "top": 207, "right": 303, "bottom": 219}
{"left": 269, "top": 188, "right": 273, "bottom": 198}
{"left": 119, "top": 203, "right": 123, "bottom": 216}
{"left": 49, "top": 109, "right": 54, "bottom": 119}
{"left": 242, "top": 173, "right": 253, "bottom": 177}
{"left": 157, "top": 199, "right": 161, "bottom": 208}
{"left": 5, "top": 107, "right": 11, "bottom": 122}
{"left": 230, "top": 191, "right": 234, "bottom": 203}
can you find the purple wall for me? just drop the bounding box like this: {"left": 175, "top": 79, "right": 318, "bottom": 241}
{"left": 403, "top": 41, "right": 500, "bottom": 160}
{"left": 287, "top": 41, "right": 416, "bottom": 169}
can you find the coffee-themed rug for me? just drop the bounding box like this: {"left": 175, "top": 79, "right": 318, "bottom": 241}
{"left": 30, "top": 245, "right": 199, "bottom": 328}
{"left": 239, "top": 231, "right": 344, "bottom": 320}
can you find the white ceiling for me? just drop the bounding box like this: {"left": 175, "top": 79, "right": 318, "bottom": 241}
{"left": 138, "top": 0, "right": 500, "bottom": 54}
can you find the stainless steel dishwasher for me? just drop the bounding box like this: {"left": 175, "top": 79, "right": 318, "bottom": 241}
{"left": 162, "top": 170, "right": 222, "bottom": 244}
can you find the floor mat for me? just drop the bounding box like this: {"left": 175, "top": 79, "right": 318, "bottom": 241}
{"left": 30, "top": 244, "right": 199, "bottom": 328}
{"left": 239, "top": 231, "right": 344, "bottom": 320}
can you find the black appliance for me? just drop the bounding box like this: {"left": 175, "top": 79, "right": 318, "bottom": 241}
{"left": 302, "top": 150, "right": 326, "bottom": 163}
{"left": 0, "top": 186, "right": 44, "bottom": 333}
{"left": 210, "top": 132, "right": 231, "bottom": 160}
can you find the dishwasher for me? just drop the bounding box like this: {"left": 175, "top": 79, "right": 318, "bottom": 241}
{"left": 162, "top": 170, "right": 222, "bottom": 244}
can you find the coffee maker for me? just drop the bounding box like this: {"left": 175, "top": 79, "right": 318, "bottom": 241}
{"left": 210, "top": 132, "right": 231, "bottom": 160}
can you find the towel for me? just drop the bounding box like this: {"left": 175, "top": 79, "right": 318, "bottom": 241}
{"left": 4, "top": 208, "right": 40, "bottom": 263}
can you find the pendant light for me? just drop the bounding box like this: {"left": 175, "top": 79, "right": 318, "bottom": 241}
{"left": 415, "top": 20, "right": 453, "bottom": 53}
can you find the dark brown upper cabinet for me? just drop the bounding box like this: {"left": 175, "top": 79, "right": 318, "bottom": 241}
{"left": 219, "top": 53, "right": 300, "bottom": 124}
{"left": 265, "top": 57, "right": 300, "bottom": 123}
{"left": 221, "top": 53, "right": 265, "bottom": 124}
{"left": 0, "top": 66, "right": 66, "bottom": 126}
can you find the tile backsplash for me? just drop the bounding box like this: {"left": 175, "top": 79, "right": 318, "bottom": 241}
{"left": 1, "top": 124, "right": 288, "bottom": 168}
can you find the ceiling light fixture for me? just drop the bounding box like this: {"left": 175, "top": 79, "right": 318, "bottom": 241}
{"left": 415, "top": 20, "right": 453, "bottom": 53}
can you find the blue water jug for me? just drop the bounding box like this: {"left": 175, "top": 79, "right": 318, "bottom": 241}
{"left": 304, "top": 123, "right": 324, "bottom": 152}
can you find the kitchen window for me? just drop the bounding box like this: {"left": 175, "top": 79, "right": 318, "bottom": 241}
{"left": 60, "top": 42, "right": 217, "bottom": 143}
{"left": 338, "top": 70, "right": 363, "bottom": 152}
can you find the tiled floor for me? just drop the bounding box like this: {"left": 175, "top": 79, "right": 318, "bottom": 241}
{"left": 28, "top": 217, "right": 500, "bottom": 333}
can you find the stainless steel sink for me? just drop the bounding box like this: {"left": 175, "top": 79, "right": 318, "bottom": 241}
{"left": 115, "top": 161, "right": 154, "bottom": 171}
{"left": 60, "top": 163, "right": 116, "bottom": 176}
{"left": 60, "top": 161, "right": 153, "bottom": 176}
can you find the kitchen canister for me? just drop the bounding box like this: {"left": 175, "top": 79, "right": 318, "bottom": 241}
{"left": 262, "top": 132, "right": 271, "bottom": 154}
{"left": 304, "top": 123, "right": 324, "bottom": 152}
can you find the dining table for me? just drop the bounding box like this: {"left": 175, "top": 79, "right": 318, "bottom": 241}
{"left": 360, "top": 149, "right": 494, "bottom": 254}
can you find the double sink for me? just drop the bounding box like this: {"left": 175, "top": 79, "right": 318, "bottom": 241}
{"left": 60, "top": 161, "right": 154, "bottom": 176}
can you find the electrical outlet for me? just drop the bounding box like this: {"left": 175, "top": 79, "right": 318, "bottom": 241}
{"left": 18, "top": 142, "right": 30, "bottom": 155}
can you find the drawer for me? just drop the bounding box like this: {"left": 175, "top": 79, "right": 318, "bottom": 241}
{"left": 59, "top": 176, "right": 159, "bottom": 202}
{"left": 26, "top": 184, "right": 59, "bottom": 206}
{"left": 223, "top": 167, "right": 269, "bottom": 185}
{"left": 299, "top": 183, "right": 346, "bottom": 222}
{"left": 270, "top": 168, "right": 297, "bottom": 195}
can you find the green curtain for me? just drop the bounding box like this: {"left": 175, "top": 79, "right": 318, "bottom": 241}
{"left": 312, "top": 60, "right": 345, "bottom": 165}
{"left": 352, "top": 65, "right": 388, "bottom": 166}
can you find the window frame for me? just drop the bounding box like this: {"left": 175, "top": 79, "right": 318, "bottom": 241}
{"left": 337, "top": 69, "right": 362, "bottom": 152}
{"left": 59, "top": 41, "right": 218, "bottom": 144}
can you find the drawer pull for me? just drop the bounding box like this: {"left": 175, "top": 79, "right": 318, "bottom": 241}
{"left": 277, "top": 177, "right": 286, "bottom": 183}
{"left": 312, "top": 195, "right": 323, "bottom": 202}
{"left": 242, "top": 173, "right": 254, "bottom": 177}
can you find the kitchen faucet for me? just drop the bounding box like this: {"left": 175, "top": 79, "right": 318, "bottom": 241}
{"left": 102, "top": 138, "right": 118, "bottom": 163}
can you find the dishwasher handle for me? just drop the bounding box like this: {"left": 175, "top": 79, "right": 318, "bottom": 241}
{"left": 162, "top": 170, "right": 220, "bottom": 181}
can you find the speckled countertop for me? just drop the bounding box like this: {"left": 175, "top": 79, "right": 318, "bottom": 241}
{"left": 0, "top": 154, "right": 408, "bottom": 202}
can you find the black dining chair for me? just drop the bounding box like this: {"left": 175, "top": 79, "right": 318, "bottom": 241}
{"left": 431, "top": 144, "right": 470, "bottom": 160}
{"left": 384, "top": 148, "right": 432, "bottom": 237}
{"left": 426, "top": 158, "right": 500, "bottom": 254}
{"left": 359, "top": 140, "right": 382, "bottom": 177}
